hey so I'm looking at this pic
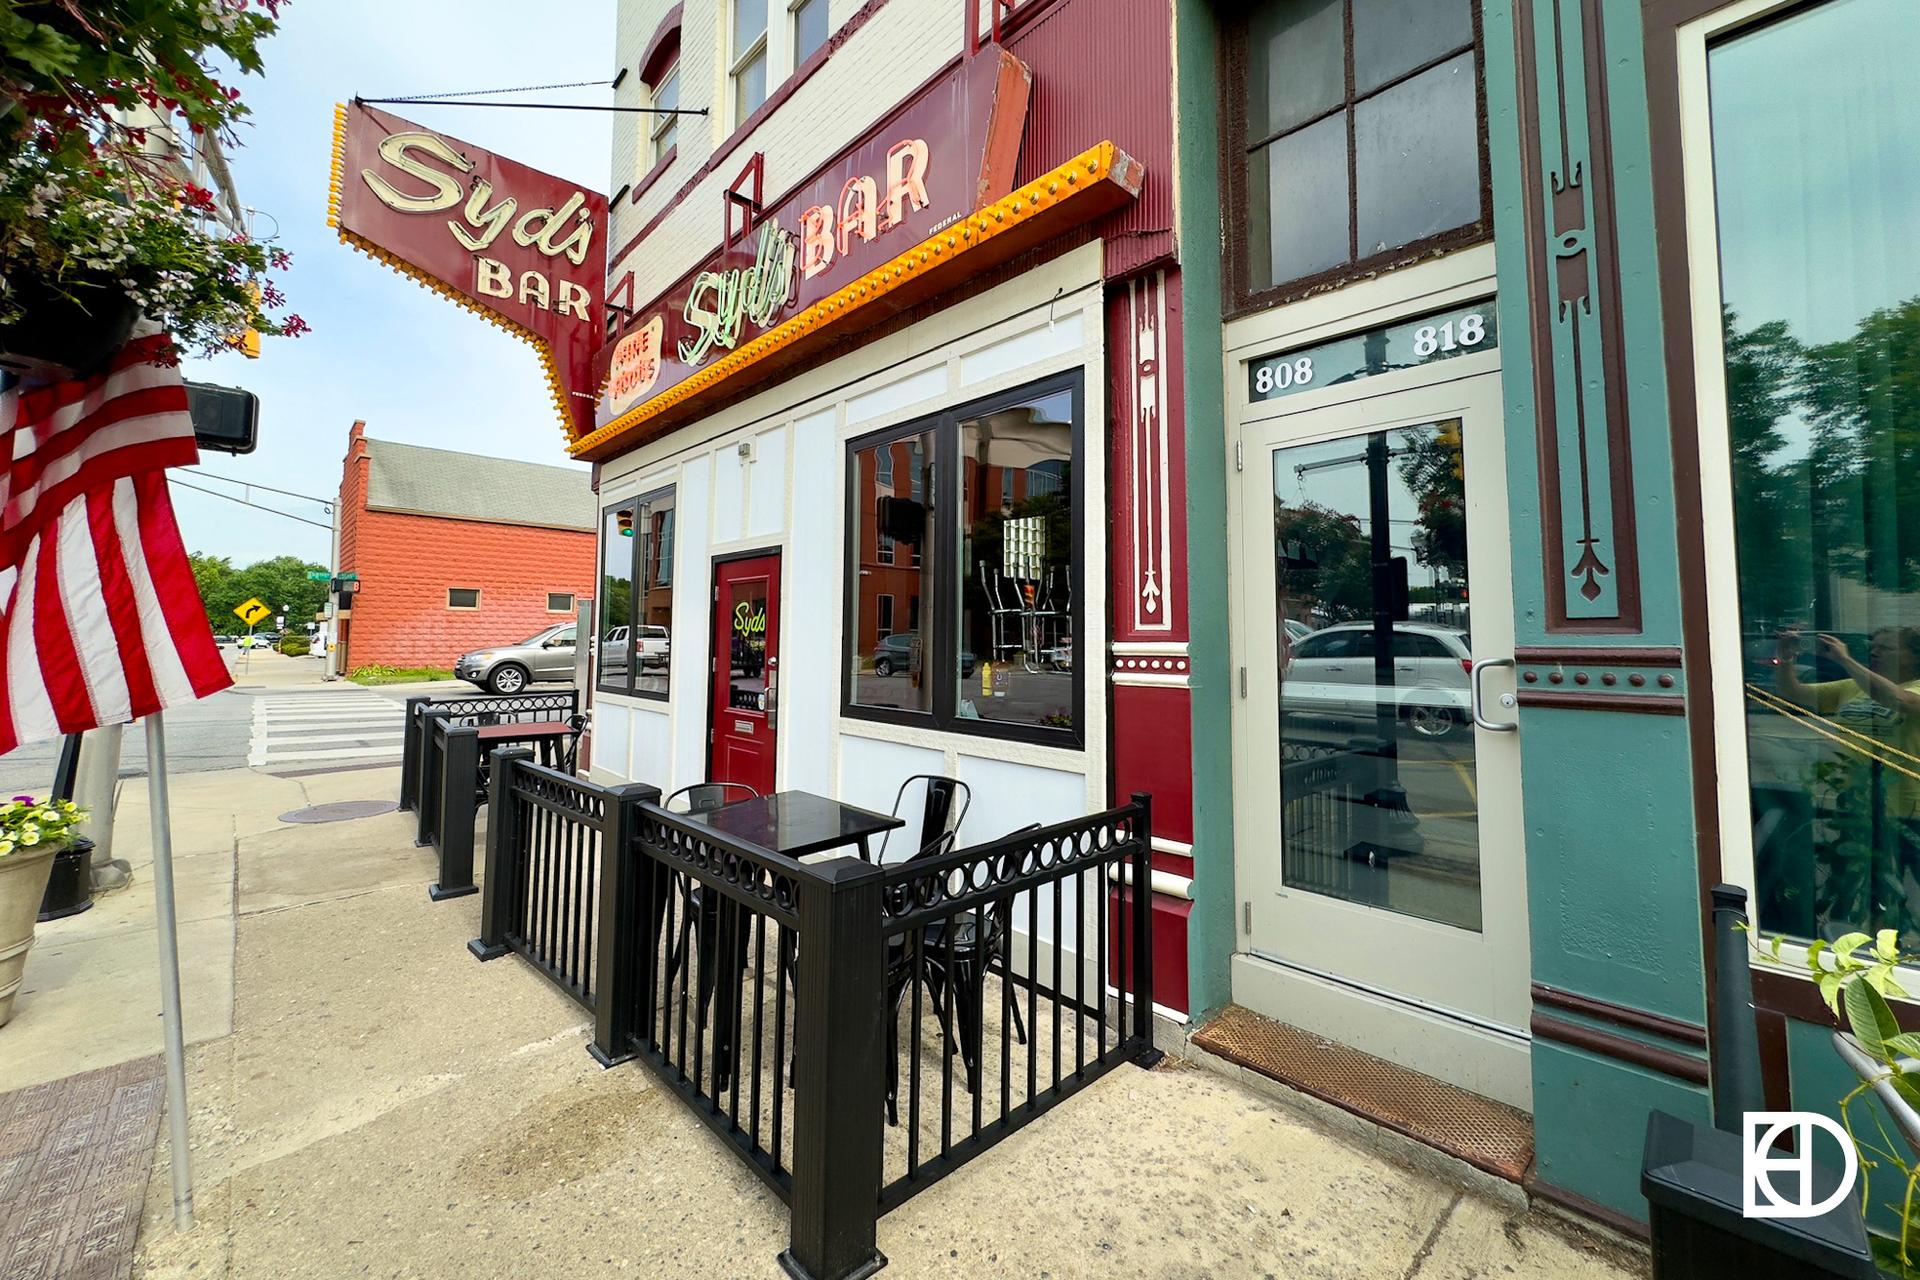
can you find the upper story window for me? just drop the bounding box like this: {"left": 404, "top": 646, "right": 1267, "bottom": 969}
{"left": 1228, "top": 0, "right": 1488, "bottom": 308}
{"left": 792, "top": 0, "right": 828, "bottom": 63}
{"left": 728, "top": 0, "right": 832, "bottom": 128}
{"left": 648, "top": 57, "right": 681, "bottom": 169}
{"left": 731, "top": 0, "right": 770, "bottom": 123}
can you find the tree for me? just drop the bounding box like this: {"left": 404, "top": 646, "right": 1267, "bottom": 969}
{"left": 190, "top": 552, "right": 324, "bottom": 634}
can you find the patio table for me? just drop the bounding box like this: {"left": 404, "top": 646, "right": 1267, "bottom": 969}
{"left": 424, "top": 719, "right": 578, "bottom": 901}
{"left": 682, "top": 789, "right": 904, "bottom": 862}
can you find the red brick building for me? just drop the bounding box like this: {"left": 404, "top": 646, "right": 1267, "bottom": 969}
{"left": 331, "top": 420, "right": 596, "bottom": 672}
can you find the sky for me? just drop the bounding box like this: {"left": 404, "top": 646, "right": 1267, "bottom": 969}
{"left": 175, "top": 0, "right": 617, "bottom": 567}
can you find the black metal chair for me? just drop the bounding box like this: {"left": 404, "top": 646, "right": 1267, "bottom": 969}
{"left": 661, "top": 782, "right": 760, "bottom": 1092}
{"left": 879, "top": 781, "right": 1045, "bottom": 1124}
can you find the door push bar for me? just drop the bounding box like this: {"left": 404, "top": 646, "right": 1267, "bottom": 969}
{"left": 1471, "top": 657, "right": 1518, "bottom": 733}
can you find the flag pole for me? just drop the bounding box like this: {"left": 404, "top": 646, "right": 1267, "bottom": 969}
{"left": 144, "top": 709, "right": 194, "bottom": 1230}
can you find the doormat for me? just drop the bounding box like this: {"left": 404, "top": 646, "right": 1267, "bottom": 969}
{"left": 0, "top": 1055, "right": 166, "bottom": 1280}
{"left": 1190, "top": 1004, "right": 1533, "bottom": 1182}
{"left": 278, "top": 799, "right": 400, "bottom": 824}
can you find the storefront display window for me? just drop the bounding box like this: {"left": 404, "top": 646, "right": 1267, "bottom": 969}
{"left": 1230, "top": 0, "right": 1486, "bottom": 306}
{"left": 848, "top": 429, "right": 936, "bottom": 714}
{"left": 1710, "top": 0, "right": 1920, "bottom": 946}
{"left": 845, "top": 374, "right": 1082, "bottom": 744}
{"left": 598, "top": 487, "right": 676, "bottom": 699}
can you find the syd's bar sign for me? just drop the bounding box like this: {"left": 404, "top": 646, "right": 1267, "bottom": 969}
{"left": 1247, "top": 301, "right": 1499, "bottom": 403}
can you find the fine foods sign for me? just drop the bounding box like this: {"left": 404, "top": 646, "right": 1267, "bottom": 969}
{"left": 596, "top": 48, "right": 1033, "bottom": 431}
{"left": 329, "top": 102, "right": 608, "bottom": 441}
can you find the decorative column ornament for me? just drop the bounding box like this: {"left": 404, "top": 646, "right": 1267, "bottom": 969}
{"left": 1514, "top": 0, "right": 1642, "bottom": 632}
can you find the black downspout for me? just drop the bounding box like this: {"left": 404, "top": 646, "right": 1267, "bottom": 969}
{"left": 1710, "top": 883, "right": 1766, "bottom": 1132}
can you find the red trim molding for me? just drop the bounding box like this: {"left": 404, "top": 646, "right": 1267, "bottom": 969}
{"left": 1531, "top": 1013, "right": 1710, "bottom": 1085}
{"left": 1530, "top": 983, "right": 1706, "bottom": 1048}
{"left": 637, "top": 3, "right": 683, "bottom": 87}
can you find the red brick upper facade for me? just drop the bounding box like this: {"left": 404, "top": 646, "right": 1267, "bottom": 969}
{"left": 334, "top": 421, "right": 596, "bottom": 671}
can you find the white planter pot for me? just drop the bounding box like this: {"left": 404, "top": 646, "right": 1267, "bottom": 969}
{"left": 0, "top": 842, "right": 59, "bottom": 1027}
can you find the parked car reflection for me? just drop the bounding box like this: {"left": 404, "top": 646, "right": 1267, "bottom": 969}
{"left": 1280, "top": 621, "right": 1472, "bottom": 740}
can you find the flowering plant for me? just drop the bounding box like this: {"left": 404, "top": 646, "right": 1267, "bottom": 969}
{"left": 0, "top": 1, "right": 303, "bottom": 360}
{"left": 0, "top": 795, "right": 85, "bottom": 857}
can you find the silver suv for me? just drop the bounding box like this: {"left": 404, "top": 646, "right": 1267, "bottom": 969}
{"left": 455, "top": 624, "right": 576, "bottom": 694}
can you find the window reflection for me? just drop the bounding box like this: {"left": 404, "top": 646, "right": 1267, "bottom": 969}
{"left": 1713, "top": 0, "right": 1920, "bottom": 946}
{"left": 598, "top": 503, "right": 634, "bottom": 693}
{"left": 850, "top": 431, "right": 935, "bottom": 713}
{"left": 1272, "top": 423, "right": 1480, "bottom": 932}
{"left": 636, "top": 492, "right": 674, "bottom": 697}
{"left": 959, "top": 390, "right": 1076, "bottom": 730}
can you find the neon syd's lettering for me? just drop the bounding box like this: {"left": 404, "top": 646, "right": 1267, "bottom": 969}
{"left": 359, "top": 129, "right": 599, "bottom": 318}
{"left": 680, "top": 222, "right": 798, "bottom": 366}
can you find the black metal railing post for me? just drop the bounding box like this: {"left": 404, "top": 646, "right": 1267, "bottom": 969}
{"left": 590, "top": 781, "right": 662, "bottom": 1068}
{"left": 415, "top": 709, "right": 448, "bottom": 848}
{"left": 1128, "top": 792, "right": 1162, "bottom": 1066}
{"left": 780, "top": 856, "right": 887, "bottom": 1280}
{"left": 399, "top": 695, "right": 430, "bottom": 811}
{"left": 429, "top": 725, "right": 483, "bottom": 901}
{"left": 469, "top": 746, "right": 533, "bottom": 961}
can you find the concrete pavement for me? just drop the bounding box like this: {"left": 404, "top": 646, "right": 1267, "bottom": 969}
{"left": 0, "top": 761, "right": 1647, "bottom": 1279}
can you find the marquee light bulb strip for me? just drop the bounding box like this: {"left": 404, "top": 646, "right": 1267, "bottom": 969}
{"left": 569, "top": 140, "right": 1140, "bottom": 461}
{"left": 328, "top": 103, "right": 576, "bottom": 447}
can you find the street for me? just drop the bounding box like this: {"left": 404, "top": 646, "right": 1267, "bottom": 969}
{"left": 0, "top": 652, "right": 566, "bottom": 798}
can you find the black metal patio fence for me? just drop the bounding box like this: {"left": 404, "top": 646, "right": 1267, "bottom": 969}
{"left": 467, "top": 748, "right": 653, "bottom": 1009}
{"left": 398, "top": 689, "right": 578, "bottom": 818}
{"left": 469, "top": 748, "right": 1159, "bottom": 1280}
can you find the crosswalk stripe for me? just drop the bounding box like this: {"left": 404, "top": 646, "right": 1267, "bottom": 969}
{"left": 249, "top": 693, "right": 407, "bottom": 769}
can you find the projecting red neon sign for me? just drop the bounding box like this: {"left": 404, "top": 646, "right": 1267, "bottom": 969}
{"left": 329, "top": 102, "right": 608, "bottom": 441}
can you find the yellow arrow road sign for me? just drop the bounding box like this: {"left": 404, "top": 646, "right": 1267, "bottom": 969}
{"left": 234, "top": 598, "right": 271, "bottom": 627}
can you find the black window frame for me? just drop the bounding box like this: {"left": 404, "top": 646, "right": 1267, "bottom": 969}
{"left": 1221, "top": 0, "right": 1492, "bottom": 315}
{"left": 597, "top": 484, "right": 676, "bottom": 702}
{"left": 840, "top": 370, "right": 1086, "bottom": 750}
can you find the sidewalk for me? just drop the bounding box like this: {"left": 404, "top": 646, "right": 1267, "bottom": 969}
{"left": 223, "top": 647, "right": 506, "bottom": 701}
{"left": 1, "top": 764, "right": 1648, "bottom": 1279}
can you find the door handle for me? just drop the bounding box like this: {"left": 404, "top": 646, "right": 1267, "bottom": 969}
{"left": 1471, "top": 657, "right": 1517, "bottom": 732}
{"left": 764, "top": 657, "right": 778, "bottom": 731}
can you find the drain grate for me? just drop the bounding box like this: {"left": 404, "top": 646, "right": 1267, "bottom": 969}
{"left": 278, "top": 799, "right": 400, "bottom": 824}
{"left": 1190, "top": 1003, "right": 1534, "bottom": 1181}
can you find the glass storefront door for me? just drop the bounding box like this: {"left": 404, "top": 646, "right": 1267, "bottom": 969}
{"left": 1231, "top": 365, "right": 1530, "bottom": 1102}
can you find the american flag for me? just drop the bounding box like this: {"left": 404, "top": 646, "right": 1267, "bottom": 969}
{"left": 0, "top": 333, "right": 232, "bottom": 754}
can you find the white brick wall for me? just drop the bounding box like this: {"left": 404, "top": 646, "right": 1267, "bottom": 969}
{"left": 609, "top": 0, "right": 963, "bottom": 306}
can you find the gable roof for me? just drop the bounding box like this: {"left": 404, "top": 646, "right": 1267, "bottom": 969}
{"left": 363, "top": 437, "right": 595, "bottom": 531}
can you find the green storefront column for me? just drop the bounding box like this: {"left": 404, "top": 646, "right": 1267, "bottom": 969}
{"left": 1485, "top": 0, "right": 1713, "bottom": 1223}
{"left": 1176, "top": 0, "right": 1235, "bottom": 1020}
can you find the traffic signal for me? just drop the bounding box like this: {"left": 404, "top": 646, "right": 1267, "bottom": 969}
{"left": 183, "top": 382, "right": 259, "bottom": 455}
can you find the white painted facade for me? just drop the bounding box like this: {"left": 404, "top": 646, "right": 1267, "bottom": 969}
{"left": 592, "top": 241, "right": 1108, "bottom": 860}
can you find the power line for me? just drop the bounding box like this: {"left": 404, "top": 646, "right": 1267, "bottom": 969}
{"left": 365, "top": 79, "right": 614, "bottom": 101}
{"left": 179, "top": 469, "right": 332, "bottom": 509}
{"left": 168, "top": 478, "right": 333, "bottom": 532}
{"left": 356, "top": 96, "right": 706, "bottom": 117}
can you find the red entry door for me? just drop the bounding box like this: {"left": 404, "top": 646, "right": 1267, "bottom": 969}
{"left": 709, "top": 554, "right": 781, "bottom": 797}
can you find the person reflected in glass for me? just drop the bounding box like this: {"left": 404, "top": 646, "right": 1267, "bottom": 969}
{"left": 1775, "top": 626, "right": 1920, "bottom": 942}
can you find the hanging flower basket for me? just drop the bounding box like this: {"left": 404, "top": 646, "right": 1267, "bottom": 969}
{"left": 0, "top": 272, "right": 140, "bottom": 381}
